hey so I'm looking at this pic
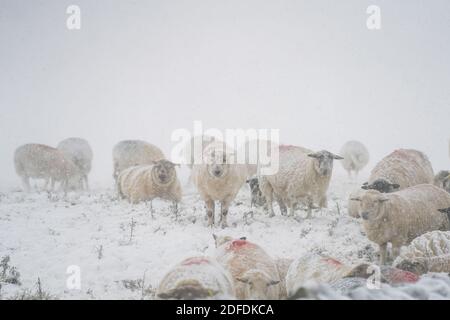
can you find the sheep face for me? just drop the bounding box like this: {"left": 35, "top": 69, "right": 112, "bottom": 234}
{"left": 308, "top": 150, "right": 343, "bottom": 176}
{"left": 205, "top": 151, "right": 229, "bottom": 178}
{"left": 362, "top": 179, "right": 400, "bottom": 193}
{"left": 236, "top": 270, "right": 280, "bottom": 300}
{"left": 151, "top": 160, "right": 177, "bottom": 185}
{"left": 352, "top": 190, "right": 389, "bottom": 221}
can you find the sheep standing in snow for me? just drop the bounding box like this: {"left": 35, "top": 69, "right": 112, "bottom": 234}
{"left": 117, "top": 159, "right": 181, "bottom": 214}
{"left": 156, "top": 256, "right": 235, "bottom": 299}
{"left": 352, "top": 184, "right": 450, "bottom": 265}
{"left": 339, "top": 141, "right": 370, "bottom": 179}
{"left": 57, "top": 137, "right": 93, "bottom": 190}
{"left": 259, "top": 145, "right": 343, "bottom": 218}
{"left": 434, "top": 170, "right": 450, "bottom": 193}
{"left": 393, "top": 229, "right": 450, "bottom": 275}
{"left": 215, "top": 238, "right": 281, "bottom": 299}
{"left": 190, "top": 142, "right": 248, "bottom": 228}
{"left": 14, "top": 143, "right": 81, "bottom": 192}
{"left": 112, "top": 140, "right": 165, "bottom": 182}
{"left": 362, "top": 149, "right": 434, "bottom": 193}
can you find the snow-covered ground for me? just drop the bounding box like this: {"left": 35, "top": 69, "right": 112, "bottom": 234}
{"left": 0, "top": 173, "right": 449, "bottom": 300}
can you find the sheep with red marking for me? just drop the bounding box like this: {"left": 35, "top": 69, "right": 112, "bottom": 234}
{"left": 156, "top": 256, "right": 235, "bottom": 299}
{"left": 215, "top": 238, "right": 281, "bottom": 299}
{"left": 393, "top": 230, "right": 450, "bottom": 275}
{"left": 112, "top": 140, "right": 165, "bottom": 182}
{"left": 352, "top": 184, "right": 450, "bottom": 265}
{"left": 191, "top": 142, "right": 248, "bottom": 228}
{"left": 362, "top": 149, "right": 434, "bottom": 193}
{"left": 259, "top": 145, "right": 343, "bottom": 217}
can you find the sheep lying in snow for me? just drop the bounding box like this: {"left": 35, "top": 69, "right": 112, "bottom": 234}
{"left": 191, "top": 142, "right": 248, "bottom": 228}
{"left": 339, "top": 140, "right": 370, "bottom": 179}
{"left": 14, "top": 143, "right": 81, "bottom": 192}
{"left": 156, "top": 256, "right": 235, "bottom": 299}
{"left": 259, "top": 145, "right": 343, "bottom": 217}
{"left": 285, "top": 253, "right": 419, "bottom": 299}
{"left": 57, "top": 137, "right": 93, "bottom": 190}
{"left": 215, "top": 238, "right": 281, "bottom": 299}
{"left": 112, "top": 140, "right": 165, "bottom": 182}
{"left": 117, "top": 160, "right": 181, "bottom": 213}
{"left": 434, "top": 170, "right": 450, "bottom": 193}
{"left": 393, "top": 229, "right": 450, "bottom": 275}
{"left": 352, "top": 184, "right": 450, "bottom": 265}
{"left": 362, "top": 149, "right": 434, "bottom": 193}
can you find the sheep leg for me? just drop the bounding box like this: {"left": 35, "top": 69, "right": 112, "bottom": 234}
{"left": 21, "top": 176, "right": 31, "bottom": 192}
{"left": 278, "top": 198, "right": 287, "bottom": 216}
{"left": 306, "top": 197, "right": 314, "bottom": 219}
{"left": 172, "top": 201, "right": 178, "bottom": 219}
{"left": 260, "top": 180, "right": 275, "bottom": 217}
{"left": 84, "top": 175, "right": 89, "bottom": 190}
{"left": 391, "top": 246, "right": 401, "bottom": 262}
{"left": 379, "top": 243, "right": 388, "bottom": 265}
{"left": 205, "top": 199, "right": 215, "bottom": 227}
{"left": 219, "top": 199, "right": 232, "bottom": 229}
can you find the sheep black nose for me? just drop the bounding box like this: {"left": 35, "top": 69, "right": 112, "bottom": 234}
{"left": 361, "top": 212, "right": 369, "bottom": 220}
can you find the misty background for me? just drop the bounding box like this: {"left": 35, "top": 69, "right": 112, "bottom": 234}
{"left": 1, "top": 0, "right": 449, "bottom": 188}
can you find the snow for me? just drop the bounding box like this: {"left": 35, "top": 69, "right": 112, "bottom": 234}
{"left": 0, "top": 173, "right": 449, "bottom": 300}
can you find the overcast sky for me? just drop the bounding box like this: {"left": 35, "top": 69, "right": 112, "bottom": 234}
{"left": 1, "top": 0, "right": 449, "bottom": 187}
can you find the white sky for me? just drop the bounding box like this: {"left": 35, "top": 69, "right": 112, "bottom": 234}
{"left": 1, "top": 0, "right": 449, "bottom": 187}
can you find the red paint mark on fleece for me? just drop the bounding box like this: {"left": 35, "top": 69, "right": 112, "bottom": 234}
{"left": 226, "top": 240, "right": 255, "bottom": 251}
{"left": 181, "top": 257, "right": 211, "bottom": 266}
{"left": 384, "top": 268, "right": 420, "bottom": 284}
{"left": 323, "top": 258, "right": 343, "bottom": 266}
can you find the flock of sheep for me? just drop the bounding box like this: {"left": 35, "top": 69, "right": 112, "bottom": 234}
{"left": 12, "top": 137, "right": 450, "bottom": 299}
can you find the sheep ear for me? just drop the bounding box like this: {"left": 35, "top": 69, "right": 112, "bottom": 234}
{"left": 391, "top": 183, "right": 400, "bottom": 189}
{"left": 438, "top": 208, "right": 450, "bottom": 214}
{"left": 362, "top": 182, "right": 368, "bottom": 186}
{"left": 350, "top": 198, "right": 361, "bottom": 202}
{"left": 236, "top": 277, "right": 249, "bottom": 284}
{"left": 307, "top": 153, "right": 319, "bottom": 158}
{"left": 239, "top": 236, "right": 247, "bottom": 240}
{"left": 332, "top": 154, "right": 344, "bottom": 160}
{"left": 361, "top": 185, "right": 369, "bottom": 190}
{"left": 268, "top": 280, "right": 280, "bottom": 286}
{"left": 378, "top": 198, "right": 389, "bottom": 203}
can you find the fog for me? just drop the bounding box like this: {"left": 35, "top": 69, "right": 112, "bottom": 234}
{"left": 1, "top": 0, "right": 449, "bottom": 188}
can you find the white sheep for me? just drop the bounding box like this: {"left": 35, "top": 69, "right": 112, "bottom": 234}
{"left": 393, "top": 229, "right": 450, "bottom": 275}
{"left": 285, "top": 253, "right": 373, "bottom": 299}
{"left": 434, "top": 170, "right": 450, "bottom": 193}
{"left": 190, "top": 141, "right": 248, "bottom": 228}
{"left": 352, "top": 184, "right": 450, "bottom": 265}
{"left": 347, "top": 189, "right": 368, "bottom": 218}
{"left": 339, "top": 140, "right": 370, "bottom": 179}
{"left": 156, "top": 256, "right": 235, "bottom": 299}
{"left": 117, "top": 159, "right": 181, "bottom": 214}
{"left": 362, "top": 149, "right": 434, "bottom": 193}
{"left": 259, "top": 145, "right": 343, "bottom": 218}
{"left": 57, "top": 137, "right": 93, "bottom": 190}
{"left": 112, "top": 140, "right": 165, "bottom": 182}
{"left": 215, "top": 238, "right": 281, "bottom": 299}
{"left": 14, "top": 143, "right": 81, "bottom": 192}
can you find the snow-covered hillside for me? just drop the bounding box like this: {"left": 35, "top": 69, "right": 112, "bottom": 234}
{"left": 0, "top": 175, "right": 449, "bottom": 300}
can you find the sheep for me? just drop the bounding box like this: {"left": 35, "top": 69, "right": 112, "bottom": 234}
{"left": 156, "top": 256, "right": 235, "bottom": 299}
{"left": 393, "top": 229, "right": 450, "bottom": 275}
{"left": 259, "top": 145, "right": 343, "bottom": 218}
{"left": 190, "top": 141, "right": 248, "bottom": 228}
{"left": 57, "top": 137, "right": 93, "bottom": 190}
{"left": 117, "top": 159, "right": 181, "bottom": 214}
{"left": 14, "top": 143, "right": 81, "bottom": 192}
{"left": 434, "top": 170, "right": 450, "bottom": 193}
{"left": 215, "top": 238, "right": 281, "bottom": 299}
{"left": 339, "top": 140, "right": 370, "bottom": 179}
{"left": 347, "top": 189, "right": 368, "bottom": 218}
{"left": 351, "top": 184, "right": 450, "bottom": 265}
{"left": 285, "top": 253, "right": 373, "bottom": 299}
{"left": 112, "top": 140, "right": 165, "bottom": 182}
{"left": 246, "top": 177, "right": 288, "bottom": 215}
{"left": 285, "top": 253, "right": 419, "bottom": 299}
{"left": 362, "top": 149, "right": 434, "bottom": 193}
